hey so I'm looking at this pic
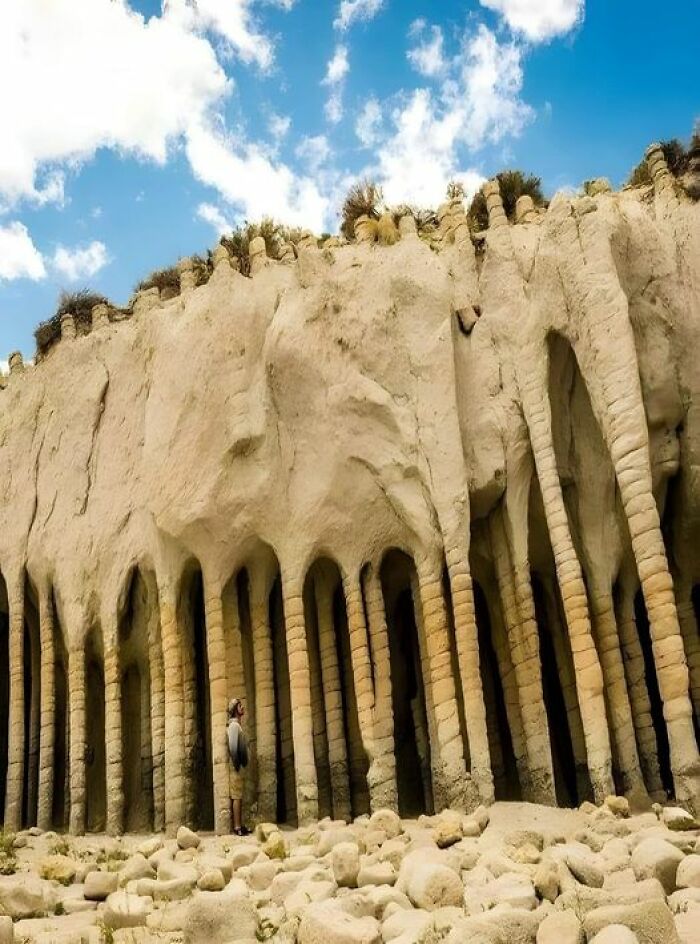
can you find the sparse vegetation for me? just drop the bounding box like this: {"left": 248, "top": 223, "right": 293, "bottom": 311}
{"left": 446, "top": 180, "right": 466, "bottom": 201}
{"left": 628, "top": 138, "right": 689, "bottom": 187}
{"left": 97, "top": 919, "right": 115, "bottom": 944}
{"left": 340, "top": 179, "right": 383, "bottom": 240}
{"left": 0, "top": 829, "right": 17, "bottom": 874}
{"left": 34, "top": 289, "right": 109, "bottom": 358}
{"left": 467, "top": 170, "right": 545, "bottom": 232}
{"left": 135, "top": 264, "right": 181, "bottom": 300}
{"left": 49, "top": 835, "right": 71, "bottom": 857}
{"left": 220, "top": 218, "right": 295, "bottom": 275}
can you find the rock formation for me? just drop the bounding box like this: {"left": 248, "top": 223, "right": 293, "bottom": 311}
{"left": 0, "top": 145, "right": 699, "bottom": 840}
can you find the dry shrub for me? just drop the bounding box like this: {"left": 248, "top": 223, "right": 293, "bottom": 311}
{"left": 340, "top": 180, "right": 383, "bottom": 240}
{"left": 220, "top": 218, "right": 287, "bottom": 275}
{"left": 628, "top": 138, "right": 688, "bottom": 187}
{"left": 34, "top": 289, "right": 108, "bottom": 357}
{"left": 467, "top": 170, "right": 545, "bottom": 232}
{"left": 135, "top": 265, "right": 181, "bottom": 300}
{"left": 376, "top": 212, "right": 399, "bottom": 245}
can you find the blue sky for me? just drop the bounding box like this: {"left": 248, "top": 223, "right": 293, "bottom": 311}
{"left": 0, "top": 0, "right": 697, "bottom": 358}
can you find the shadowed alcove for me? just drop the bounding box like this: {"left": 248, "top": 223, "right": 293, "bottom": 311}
{"left": 85, "top": 627, "right": 107, "bottom": 832}
{"left": 380, "top": 549, "right": 433, "bottom": 817}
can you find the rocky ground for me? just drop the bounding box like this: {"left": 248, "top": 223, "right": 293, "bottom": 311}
{"left": 1, "top": 799, "right": 700, "bottom": 944}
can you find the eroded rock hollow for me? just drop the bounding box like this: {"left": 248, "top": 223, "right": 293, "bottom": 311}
{"left": 1, "top": 145, "right": 699, "bottom": 837}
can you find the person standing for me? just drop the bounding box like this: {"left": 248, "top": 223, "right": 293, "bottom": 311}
{"left": 227, "top": 697, "right": 250, "bottom": 835}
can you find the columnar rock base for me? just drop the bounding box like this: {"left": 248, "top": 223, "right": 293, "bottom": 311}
{"left": 0, "top": 149, "right": 699, "bottom": 858}
{"left": 1, "top": 800, "right": 700, "bottom": 943}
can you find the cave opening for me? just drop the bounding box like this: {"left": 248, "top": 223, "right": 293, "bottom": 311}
{"left": 473, "top": 580, "right": 520, "bottom": 800}
{"left": 270, "top": 575, "right": 297, "bottom": 824}
{"left": 633, "top": 590, "right": 673, "bottom": 796}
{"left": 531, "top": 574, "right": 579, "bottom": 806}
{"left": 381, "top": 550, "right": 433, "bottom": 818}
{"left": 85, "top": 629, "right": 107, "bottom": 832}
{"left": 180, "top": 568, "right": 213, "bottom": 831}
{"left": 22, "top": 587, "right": 41, "bottom": 828}
{"left": 118, "top": 568, "right": 155, "bottom": 832}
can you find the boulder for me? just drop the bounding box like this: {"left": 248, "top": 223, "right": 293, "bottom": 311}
{"left": 631, "top": 837, "right": 684, "bottom": 894}
{"left": 0, "top": 874, "right": 48, "bottom": 919}
{"left": 403, "top": 862, "right": 464, "bottom": 911}
{"left": 38, "top": 855, "right": 78, "bottom": 885}
{"left": 197, "top": 869, "right": 225, "bottom": 892}
{"left": 368, "top": 810, "right": 402, "bottom": 840}
{"left": 589, "top": 927, "right": 639, "bottom": 943}
{"left": 136, "top": 877, "right": 194, "bottom": 901}
{"left": 433, "top": 811, "right": 464, "bottom": 849}
{"left": 298, "top": 900, "right": 381, "bottom": 944}
{"left": 534, "top": 861, "right": 560, "bottom": 903}
{"left": 177, "top": 826, "right": 201, "bottom": 850}
{"left": 536, "top": 910, "right": 583, "bottom": 944}
{"left": 565, "top": 850, "right": 605, "bottom": 888}
{"left": 357, "top": 861, "right": 397, "bottom": 887}
{"left": 677, "top": 854, "right": 700, "bottom": 889}
{"left": 84, "top": 870, "right": 119, "bottom": 901}
{"left": 475, "top": 873, "right": 537, "bottom": 912}
{"left": 157, "top": 859, "right": 198, "bottom": 885}
{"left": 604, "top": 797, "right": 631, "bottom": 818}
{"left": 380, "top": 907, "right": 432, "bottom": 941}
{"left": 118, "top": 854, "right": 155, "bottom": 886}
{"left": 137, "top": 836, "right": 163, "bottom": 858}
{"left": 662, "top": 808, "right": 698, "bottom": 831}
{"left": 332, "top": 843, "right": 360, "bottom": 888}
{"left": 183, "top": 888, "right": 257, "bottom": 944}
{"left": 263, "top": 831, "right": 288, "bottom": 860}
{"left": 103, "top": 891, "right": 152, "bottom": 929}
{"left": 230, "top": 843, "right": 260, "bottom": 870}
{"left": 245, "top": 859, "right": 278, "bottom": 891}
{"left": 583, "top": 900, "right": 680, "bottom": 944}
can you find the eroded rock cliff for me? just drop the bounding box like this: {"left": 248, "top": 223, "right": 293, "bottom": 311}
{"left": 0, "top": 145, "right": 699, "bottom": 838}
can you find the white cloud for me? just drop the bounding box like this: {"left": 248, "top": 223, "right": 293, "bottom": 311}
{"left": 479, "top": 0, "right": 584, "bottom": 42}
{"left": 186, "top": 122, "right": 329, "bottom": 232}
{"left": 323, "top": 45, "right": 350, "bottom": 85}
{"left": 370, "top": 24, "right": 530, "bottom": 206}
{"left": 268, "top": 113, "right": 291, "bottom": 140}
{"left": 322, "top": 45, "right": 349, "bottom": 124}
{"left": 295, "top": 136, "right": 331, "bottom": 172}
{"left": 334, "top": 0, "right": 383, "bottom": 31}
{"left": 0, "top": 1, "right": 229, "bottom": 209}
{"left": 0, "top": 222, "right": 46, "bottom": 281}
{"left": 52, "top": 241, "right": 109, "bottom": 282}
{"left": 355, "top": 99, "right": 383, "bottom": 147}
{"left": 407, "top": 25, "right": 446, "bottom": 78}
{"left": 197, "top": 202, "right": 233, "bottom": 235}
{"left": 165, "top": 0, "right": 280, "bottom": 69}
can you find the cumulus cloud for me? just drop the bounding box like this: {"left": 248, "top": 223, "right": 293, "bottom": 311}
{"left": 52, "top": 241, "right": 110, "bottom": 281}
{"left": 322, "top": 45, "right": 349, "bottom": 124}
{"left": 407, "top": 24, "right": 447, "bottom": 78}
{"left": 370, "top": 24, "right": 530, "bottom": 206}
{"left": 0, "top": 222, "right": 46, "bottom": 281}
{"left": 186, "top": 122, "right": 329, "bottom": 232}
{"left": 165, "top": 0, "right": 279, "bottom": 69}
{"left": 197, "top": 202, "right": 233, "bottom": 235}
{"left": 295, "top": 136, "right": 332, "bottom": 173}
{"left": 479, "top": 0, "right": 584, "bottom": 42}
{"left": 334, "top": 0, "right": 383, "bottom": 31}
{"left": 355, "top": 99, "right": 383, "bottom": 147}
{"left": 268, "top": 113, "right": 292, "bottom": 140}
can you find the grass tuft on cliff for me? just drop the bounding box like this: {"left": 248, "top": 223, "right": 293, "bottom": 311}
{"left": 220, "top": 218, "right": 293, "bottom": 275}
{"left": 628, "top": 138, "right": 688, "bottom": 187}
{"left": 135, "top": 265, "right": 181, "bottom": 300}
{"left": 467, "top": 171, "right": 545, "bottom": 232}
{"left": 35, "top": 289, "right": 109, "bottom": 357}
{"left": 340, "top": 180, "right": 383, "bottom": 241}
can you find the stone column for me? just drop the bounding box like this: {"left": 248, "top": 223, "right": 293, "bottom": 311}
{"left": 249, "top": 570, "right": 278, "bottom": 823}
{"left": 615, "top": 578, "right": 664, "bottom": 795}
{"left": 60, "top": 313, "right": 77, "bottom": 341}
{"left": 92, "top": 303, "right": 110, "bottom": 329}
{"left": 646, "top": 143, "right": 679, "bottom": 207}
{"left": 149, "top": 608, "right": 166, "bottom": 833}
{"left": 249, "top": 236, "right": 267, "bottom": 275}
{"left": 158, "top": 580, "right": 186, "bottom": 833}
{"left": 342, "top": 572, "right": 379, "bottom": 808}
{"left": 203, "top": 575, "right": 230, "bottom": 835}
{"left": 415, "top": 562, "right": 470, "bottom": 811}
{"left": 68, "top": 646, "right": 86, "bottom": 834}
{"left": 315, "top": 574, "right": 351, "bottom": 821}
{"left": 36, "top": 588, "right": 56, "bottom": 831}
{"left": 4, "top": 579, "right": 25, "bottom": 830}
{"left": 178, "top": 257, "right": 196, "bottom": 295}
{"left": 361, "top": 566, "right": 398, "bottom": 810}
{"left": 8, "top": 352, "right": 24, "bottom": 376}
{"left": 444, "top": 544, "right": 495, "bottom": 806}
{"left": 675, "top": 580, "right": 700, "bottom": 724}
{"left": 281, "top": 569, "right": 318, "bottom": 824}
{"left": 103, "top": 639, "right": 123, "bottom": 836}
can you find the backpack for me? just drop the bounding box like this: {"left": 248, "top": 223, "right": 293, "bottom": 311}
{"left": 228, "top": 719, "right": 249, "bottom": 771}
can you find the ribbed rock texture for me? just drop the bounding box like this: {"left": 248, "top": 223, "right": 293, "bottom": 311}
{"left": 0, "top": 150, "right": 699, "bottom": 837}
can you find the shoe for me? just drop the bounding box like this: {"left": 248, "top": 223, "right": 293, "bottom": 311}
{"left": 234, "top": 826, "right": 251, "bottom": 836}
